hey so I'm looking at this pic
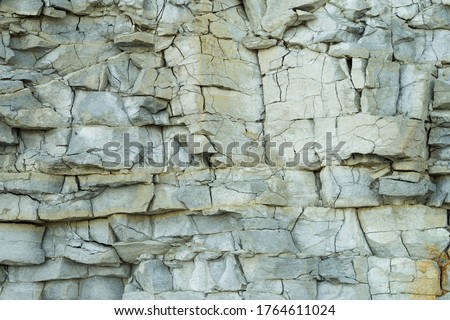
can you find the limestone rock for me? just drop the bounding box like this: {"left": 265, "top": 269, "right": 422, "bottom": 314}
{"left": 239, "top": 256, "right": 318, "bottom": 281}
{"left": 0, "top": 282, "right": 44, "bottom": 300}
{"left": 0, "top": 0, "right": 43, "bottom": 15}
{"left": 8, "top": 259, "right": 88, "bottom": 282}
{"left": 113, "top": 241, "right": 171, "bottom": 263}
{"left": 320, "top": 166, "right": 380, "bottom": 208}
{"left": 43, "top": 280, "right": 79, "bottom": 300}
{"left": 134, "top": 260, "right": 173, "bottom": 293}
{"left": 0, "top": 224, "right": 45, "bottom": 265}
{"left": 80, "top": 276, "right": 124, "bottom": 300}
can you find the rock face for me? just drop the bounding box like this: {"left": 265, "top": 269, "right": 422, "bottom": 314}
{"left": 0, "top": 0, "right": 449, "bottom": 301}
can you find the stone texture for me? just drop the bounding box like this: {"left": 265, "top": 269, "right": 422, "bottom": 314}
{"left": 0, "top": 0, "right": 449, "bottom": 302}
{"left": 0, "top": 224, "right": 45, "bottom": 265}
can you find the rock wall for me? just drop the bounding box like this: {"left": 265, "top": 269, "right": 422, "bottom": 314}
{"left": 0, "top": 0, "right": 449, "bottom": 300}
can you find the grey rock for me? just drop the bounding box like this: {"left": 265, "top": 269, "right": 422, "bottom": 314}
{"left": 239, "top": 256, "right": 318, "bottom": 281}
{"left": 283, "top": 280, "right": 317, "bottom": 299}
{"left": 358, "top": 205, "right": 447, "bottom": 233}
{"left": 232, "top": 230, "right": 298, "bottom": 254}
{"left": 113, "top": 241, "right": 171, "bottom": 263}
{"left": 434, "top": 80, "right": 450, "bottom": 110}
{"left": 80, "top": 276, "right": 124, "bottom": 300}
{"left": 0, "top": 194, "right": 39, "bottom": 222}
{"left": 91, "top": 184, "right": 154, "bottom": 217}
{"left": 134, "top": 260, "right": 173, "bottom": 294}
{"left": 318, "top": 282, "right": 371, "bottom": 300}
{"left": 8, "top": 259, "right": 88, "bottom": 282}
{"left": 72, "top": 91, "right": 131, "bottom": 126}
{"left": 43, "top": 280, "right": 79, "bottom": 300}
{"left": 379, "top": 173, "right": 431, "bottom": 197}
{"left": 157, "top": 291, "right": 206, "bottom": 300}
{"left": 242, "top": 36, "right": 277, "bottom": 50}
{"left": 0, "top": 282, "right": 44, "bottom": 300}
{"left": 0, "top": 122, "right": 17, "bottom": 145}
{"left": 0, "top": 223, "right": 45, "bottom": 265}
{"left": 108, "top": 214, "right": 153, "bottom": 242}
{"left": 320, "top": 166, "right": 380, "bottom": 208}
{"left": 0, "top": 0, "right": 43, "bottom": 15}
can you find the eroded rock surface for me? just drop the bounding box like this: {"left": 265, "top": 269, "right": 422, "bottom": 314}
{"left": 0, "top": 0, "right": 449, "bottom": 300}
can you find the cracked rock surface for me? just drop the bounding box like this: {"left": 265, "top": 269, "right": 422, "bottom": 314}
{"left": 0, "top": 0, "right": 449, "bottom": 300}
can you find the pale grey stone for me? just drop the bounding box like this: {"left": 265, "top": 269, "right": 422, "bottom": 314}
{"left": 64, "top": 242, "right": 121, "bottom": 266}
{"left": 320, "top": 166, "right": 380, "bottom": 208}
{"left": 247, "top": 280, "right": 283, "bottom": 294}
{"left": 192, "top": 233, "right": 236, "bottom": 252}
{"left": 0, "top": 193, "right": 39, "bottom": 222}
{"left": 328, "top": 43, "right": 369, "bottom": 59}
{"left": 434, "top": 80, "right": 450, "bottom": 109}
{"left": 239, "top": 256, "right": 318, "bottom": 281}
{"left": 0, "top": 0, "right": 43, "bottom": 15}
{"left": 0, "top": 172, "right": 64, "bottom": 194}
{"left": 8, "top": 259, "right": 88, "bottom": 282}
{"left": 283, "top": 280, "right": 317, "bottom": 299}
{"left": 80, "top": 276, "right": 124, "bottom": 300}
{"left": 0, "top": 122, "right": 17, "bottom": 145}
{"left": 88, "top": 265, "right": 131, "bottom": 278}
{"left": 0, "top": 223, "right": 45, "bottom": 265}
{"left": 113, "top": 241, "right": 170, "bottom": 263}
{"left": 153, "top": 214, "right": 198, "bottom": 239}
{"left": 243, "top": 292, "right": 285, "bottom": 300}
{"left": 206, "top": 292, "right": 243, "bottom": 300}
{"left": 242, "top": 36, "right": 277, "bottom": 50}
{"left": 317, "top": 282, "right": 371, "bottom": 300}
{"left": 379, "top": 174, "right": 431, "bottom": 197}
{"left": 409, "top": 5, "right": 450, "bottom": 30}
{"left": 43, "top": 280, "right": 79, "bottom": 300}
{"left": 156, "top": 291, "right": 206, "bottom": 300}
{"left": 319, "top": 257, "right": 359, "bottom": 284}
{"left": 401, "top": 229, "right": 450, "bottom": 259}
{"left": 0, "top": 80, "right": 24, "bottom": 94}
{"left": 72, "top": 91, "right": 130, "bottom": 126}
{"left": 0, "top": 282, "right": 44, "bottom": 300}
{"left": 192, "top": 214, "right": 243, "bottom": 234}
{"left": 232, "top": 230, "right": 298, "bottom": 254}
{"left": 172, "top": 254, "right": 246, "bottom": 292}
{"left": 364, "top": 231, "right": 409, "bottom": 258}
{"left": 92, "top": 184, "right": 154, "bottom": 217}
{"left": 134, "top": 260, "right": 173, "bottom": 294}
{"left": 108, "top": 214, "right": 153, "bottom": 242}
{"left": 358, "top": 206, "right": 447, "bottom": 233}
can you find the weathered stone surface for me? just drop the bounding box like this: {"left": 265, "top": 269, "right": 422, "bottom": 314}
{"left": 134, "top": 260, "right": 173, "bottom": 294}
{"left": 8, "top": 259, "right": 88, "bottom": 282}
{"left": 0, "top": 194, "right": 39, "bottom": 221}
{"left": 320, "top": 166, "right": 380, "bottom": 208}
{"left": 0, "top": 224, "right": 45, "bottom": 265}
{"left": 0, "top": 282, "right": 44, "bottom": 300}
{"left": 80, "top": 276, "right": 124, "bottom": 300}
{"left": 92, "top": 184, "right": 154, "bottom": 217}
{"left": 358, "top": 206, "right": 447, "bottom": 233}
{"left": 72, "top": 91, "right": 130, "bottom": 126}
{"left": 172, "top": 253, "right": 246, "bottom": 292}
{"left": 292, "top": 207, "right": 371, "bottom": 256}
{"left": 318, "top": 283, "right": 371, "bottom": 300}
{"left": 113, "top": 241, "right": 171, "bottom": 263}
{"left": 43, "top": 280, "right": 79, "bottom": 300}
{"left": 0, "top": 0, "right": 449, "bottom": 301}
{"left": 378, "top": 173, "right": 432, "bottom": 197}
{"left": 0, "top": 0, "right": 43, "bottom": 16}
{"left": 239, "top": 256, "right": 318, "bottom": 281}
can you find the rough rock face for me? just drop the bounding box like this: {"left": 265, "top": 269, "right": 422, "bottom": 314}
{"left": 0, "top": 0, "right": 449, "bottom": 300}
